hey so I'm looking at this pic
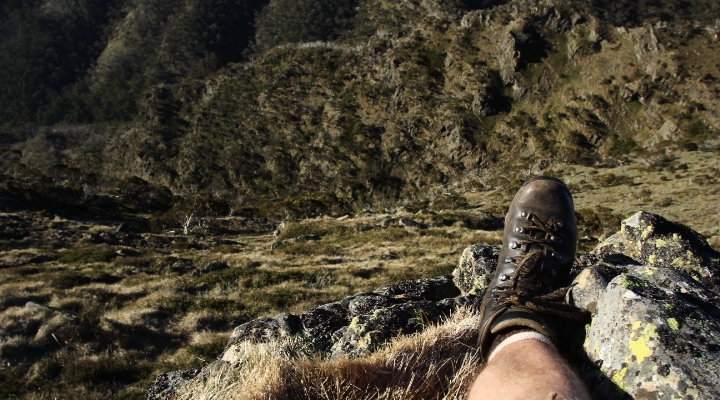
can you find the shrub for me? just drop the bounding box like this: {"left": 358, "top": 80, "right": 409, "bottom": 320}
{"left": 58, "top": 244, "right": 118, "bottom": 264}
{"left": 575, "top": 206, "right": 623, "bottom": 238}
{"left": 152, "top": 192, "right": 230, "bottom": 233}
{"left": 594, "top": 173, "right": 635, "bottom": 187}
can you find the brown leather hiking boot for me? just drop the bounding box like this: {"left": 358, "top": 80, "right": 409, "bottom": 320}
{"left": 477, "top": 176, "right": 588, "bottom": 359}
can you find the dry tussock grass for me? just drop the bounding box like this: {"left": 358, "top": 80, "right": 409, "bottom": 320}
{"left": 176, "top": 308, "right": 482, "bottom": 400}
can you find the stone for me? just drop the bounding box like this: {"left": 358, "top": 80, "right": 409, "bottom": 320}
{"left": 227, "top": 313, "right": 303, "bottom": 347}
{"left": 583, "top": 265, "right": 720, "bottom": 399}
{"left": 452, "top": 244, "right": 500, "bottom": 294}
{"left": 379, "top": 217, "right": 398, "bottom": 228}
{"left": 184, "top": 260, "right": 229, "bottom": 277}
{"left": 593, "top": 211, "right": 720, "bottom": 293}
{"left": 569, "top": 266, "right": 610, "bottom": 313}
{"left": 296, "top": 234, "right": 321, "bottom": 242}
{"left": 373, "top": 275, "right": 460, "bottom": 301}
{"left": 147, "top": 368, "right": 201, "bottom": 400}
{"left": 26, "top": 254, "right": 51, "bottom": 264}
{"left": 329, "top": 300, "right": 447, "bottom": 359}
{"left": 398, "top": 217, "right": 428, "bottom": 229}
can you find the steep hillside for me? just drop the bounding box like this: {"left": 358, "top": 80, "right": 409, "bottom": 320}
{"left": 103, "top": 0, "right": 720, "bottom": 210}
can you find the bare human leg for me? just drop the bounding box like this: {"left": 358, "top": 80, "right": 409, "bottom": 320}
{"left": 467, "top": 338, "right": 591, "bottom": 400}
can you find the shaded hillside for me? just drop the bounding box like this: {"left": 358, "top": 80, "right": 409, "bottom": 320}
{"left": 1, "top": 0, "right": 719, "bottom": 219}
{"left": 102, "top": 0, "right": 720, "bottom": 210}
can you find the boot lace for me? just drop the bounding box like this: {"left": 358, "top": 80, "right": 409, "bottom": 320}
{"left": 495, "top": 213, "right": 590, "bottom": 322}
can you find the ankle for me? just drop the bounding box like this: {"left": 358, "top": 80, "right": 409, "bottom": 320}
{"left": 487, "top": 329, "right": 556, "bottom": 362}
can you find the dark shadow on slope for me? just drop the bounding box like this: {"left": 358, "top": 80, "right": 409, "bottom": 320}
{"left": 485, "top": 70, "right": 513, "bottom": 116}
{"left": 461, "top": 0, "right": 512, "bottom": 10}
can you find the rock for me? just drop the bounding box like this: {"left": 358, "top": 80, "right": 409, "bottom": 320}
{"left": 330, "top": 300, "right": 448, "bottom": 358}
{"left": 169, "top": 258, "right": 194, "bottom": 274}
{"left": 184, "top": 261, "right": 229, "bottom": 277}
{"left": 202, "top": 260, "right": 229, "bottom": 273}
{"left": 380, "top": 251, "right": 399, "bottom": 260}
{"left": 295, "top": 234, "right": 321, "bottom": 242}
{"left": 452, "top": 244, "right": 500, "bottom": 294}
{"left": 347, "top": 294, "right": 400, "bottom": 316}
{"left": 221, "top": 276, "right": 461, "bottom": 361}
{"left": 356, "top": 225, "right": 374, "bottom": 232}
{"left": 583, "top": 265, "right": 720, "bottom": 399}
{"left": 81, "top": 232, "right": 103, "bottom": 243}
{"left": 379, "top": 217, "right": 398, "bottom": 228}
{"left": 227, "top": 313, "right": 303, "bottom": 346}
{"left": 273, "top": 221, "right": 286, "bottom": 237}
{"left": 115, "top": 248, "right": 139, "bottom": 257}
{"left": 398, "top": 217, "right": 428, "bottom": 229}
{"left": 373, "top": 275, "right": 460, "bottom": 301}
{"left": 569, "top": 266, "right": 610, "bottom": 313}
{"left": 593, "top": 211, "right": 720, "bottom": 292}
{"left": 299, "top": 302, "right": 349, "bottom": 354}
{"left": 147, "top": 368, "right": 201, "bottom": 400}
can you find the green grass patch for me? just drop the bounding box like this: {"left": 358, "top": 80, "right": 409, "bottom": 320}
{"left": 58, "top": 244, "right": 118, "bottom": 264}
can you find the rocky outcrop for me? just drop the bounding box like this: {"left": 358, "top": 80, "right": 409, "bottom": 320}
{"left": 149, "top": 211, "right": 720, "bottom": 399}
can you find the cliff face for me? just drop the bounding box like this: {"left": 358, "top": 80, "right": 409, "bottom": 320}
{"left": 150, "top": 211, "right": 720, "bottom": 399}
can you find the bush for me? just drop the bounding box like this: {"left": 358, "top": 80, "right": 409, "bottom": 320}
{"left": 151, "top": 192, "right": 230, "bottom": 233}
{"left": 594, "top": 173, "right": 635, "bottom": 187}
{"left": 58, "top": 244, "right": 118, "bottom": 264}
{"left": 575, "top": 206, "right": 623, "bottom": 238}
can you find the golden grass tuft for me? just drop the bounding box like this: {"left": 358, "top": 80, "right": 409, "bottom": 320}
{"left": 175, "top": 307, "right": 482, "bottom": 400}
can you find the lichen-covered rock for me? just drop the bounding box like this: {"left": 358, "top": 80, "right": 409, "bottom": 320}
{"left": 147, "top": 368, "right": 201, "bottom": 400}
{"left": 227, "top": 313, "right": 303, "bottom": 346}
{"left": 299, "top": 302, "right": 349, "bottom": 354}
{"left": 593, "top": 211, "right": 720, "bottom": 292}
{"left": 373, "top": 275, "right": 460, "bottom": 301}
{"left": 452, "top": 244, "right": 500, "bottom": 294}
{"left": 330, "top": 300, "right": 450, "bottom": 358}
{"left": 584, "top": 265, "right": 720, "bottom": 399}
{"left": 223, "top": 276, "right": 462, "bottom": 361}
{"left": 569, "top": 266, "right": 610, "bottom": 313}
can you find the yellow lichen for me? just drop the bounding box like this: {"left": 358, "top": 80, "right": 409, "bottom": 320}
{"left": 667, "top": 318, "right": 680, "bottom": 331}
{"left": 611, "top": 367, "right": 628, "bottom": 390}
{"left": 648, "top": 254, "right": 656, "bottom": 264}
{"left": 629, "top": 323, "right": 657, "bottom": 364}
{"left": 642, "top": 225, "right": 654, "bottom": 239}
{"left": 655, "top": 238, "right": 667, "bottom": 248}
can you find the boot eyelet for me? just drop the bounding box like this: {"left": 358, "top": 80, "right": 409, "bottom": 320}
{"left": 520, "top": 211, "right": 530, "bottom": 219}
{"left": 552, "top": 252, "right": 562, "bottom": 260}
{"left": 514, "top": 226, "right": 524, "bottom": 233}
{"left": 510, "top": 242, "right": 519, "bottom": 249}
{"left": 504, "top": 257, "right": 515, "bottom": 263}
{"left": 499, "top": 274, "right": 509, "bottom": 281}
{"left": 551, "top": 269, "right": 558, "bottom": 276}
{"left": 551, "top": 236, "right": 562, "bottom": 243}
